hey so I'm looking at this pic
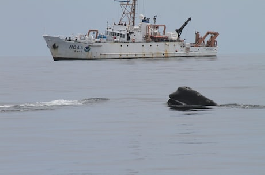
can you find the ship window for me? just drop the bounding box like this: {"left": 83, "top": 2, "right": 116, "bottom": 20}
{"left": 117, "top": 33, "right": 120, "bottom": 36}
{"left": 120, "top": 45, "right": 122, "bottom": 47}
{"left": 150, "top": 45, "right": 152, "bottom": 47}
{"left": 127, "top": 45, "right": 129, "bottom": 47}
{"left": 142, "top": 45, "right": 144, "bottom": 47}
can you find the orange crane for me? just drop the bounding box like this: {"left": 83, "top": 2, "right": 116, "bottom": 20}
{"left": 195, "top": 31, "right": 219, "bottom": 47}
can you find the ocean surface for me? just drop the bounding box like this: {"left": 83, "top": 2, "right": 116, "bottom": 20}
{"left": 0, "top": 54, "right": 265, "bottom": 175}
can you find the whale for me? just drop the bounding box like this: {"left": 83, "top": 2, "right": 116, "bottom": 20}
{"left": 168, "top": 86, "right": 217, "bottom": 110}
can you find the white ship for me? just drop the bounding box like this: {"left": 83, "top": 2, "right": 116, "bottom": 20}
{"left": 43, "top": 0, "right": 219, "bottom": 61}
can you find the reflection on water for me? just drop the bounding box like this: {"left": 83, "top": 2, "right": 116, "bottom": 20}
{"left": 169, "top": 103, "right": 265, "bottom": 111}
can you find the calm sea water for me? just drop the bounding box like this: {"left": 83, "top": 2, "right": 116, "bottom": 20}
{"left": 0, "top": 55, "right": 265, "bottom": 175}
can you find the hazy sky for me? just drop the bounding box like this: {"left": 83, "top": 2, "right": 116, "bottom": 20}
{"left": 1, "top": 0, "right": 265, "bottom": 56}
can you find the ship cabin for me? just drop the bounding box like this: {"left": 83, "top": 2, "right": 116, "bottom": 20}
{"left": 102, "top": 14, "right": 178, "bottom": 43}
{"left": 105, "top": 24, "right": 128, "bottom": 42}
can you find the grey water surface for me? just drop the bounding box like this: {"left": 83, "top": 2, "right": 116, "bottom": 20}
{"left": 0, "top": 55, "right": 265, "bottom": 175}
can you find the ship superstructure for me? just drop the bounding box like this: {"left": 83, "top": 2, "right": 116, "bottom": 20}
{"left": 43, "top": 0, "right": 219, "bottom": 61}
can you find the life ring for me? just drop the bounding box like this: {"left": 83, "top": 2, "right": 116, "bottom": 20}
{"left": 132, "top": 39, "right": 135, "bottom": 42}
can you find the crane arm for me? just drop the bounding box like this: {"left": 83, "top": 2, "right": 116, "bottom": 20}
{"left": 175, "top": 17, "right": 191, "bottom": 37}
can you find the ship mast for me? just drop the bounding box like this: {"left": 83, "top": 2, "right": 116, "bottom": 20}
{"left": 132, "top": 0, "right": 136, "bottom": 26}
{"left": 115, "top": 0, "right": 137, "bottom": 26}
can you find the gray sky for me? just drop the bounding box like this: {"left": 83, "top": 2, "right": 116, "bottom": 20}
{"left": 1, "top": 0, "right": 264, "bottom": 56}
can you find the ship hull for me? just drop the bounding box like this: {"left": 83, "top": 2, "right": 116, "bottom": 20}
{"left": 43, "top": 35, "right": 218, "bottom": 61}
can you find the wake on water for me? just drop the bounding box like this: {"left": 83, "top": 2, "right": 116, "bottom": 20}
{"left": 1, "top": 98, "right": 264, "bottom": 113}
{"left": 219, "top": 103, "right": 265, "bottom": 109}
{"left": 169, "top": 103, "right": 265, "bottom": 111}
{"left": 0, "top": 98, "right": 109, "bottom": 113}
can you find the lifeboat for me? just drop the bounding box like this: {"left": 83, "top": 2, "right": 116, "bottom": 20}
{"left": 150, "top": 35, "right": 168, "bottom": 41}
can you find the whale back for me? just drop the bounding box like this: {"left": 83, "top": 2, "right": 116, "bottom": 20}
{"left": 169, "top": 87, "right": 217, "bottom": 106}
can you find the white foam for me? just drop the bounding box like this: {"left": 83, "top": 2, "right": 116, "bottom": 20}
{"left": 0, "top": 98, "right": 108, "bottom": 112}
{"left": 42, "top": 99, "right": 82, "bottom": 106}
{"left": 19, "top": 99, "right": 82, "bottom": 107}
{"left": 0, "top": 105, "right": 13, "bottom": 108}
